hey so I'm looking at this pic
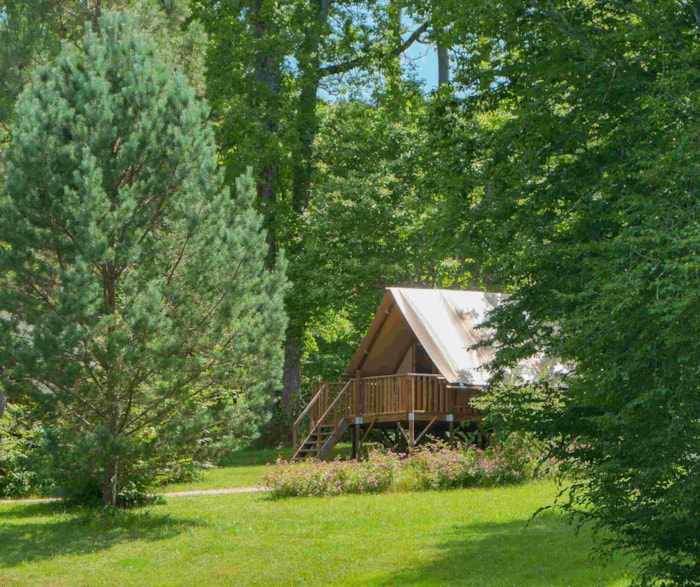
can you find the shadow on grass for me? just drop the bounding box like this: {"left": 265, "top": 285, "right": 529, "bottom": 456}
{"left": 0, "top": 505, "right": 197, "bottom": 568}
{"left": 367, "top": 513, "right": 627, "bottom": 587}
{"left": 0, "top": 501, "right": 70, "bottom": 520}
{"left": 217, "top": 447, "right": 294, "bottom": 467}
{"left": 218, "top": 444, "right": 357, "bottom": 468}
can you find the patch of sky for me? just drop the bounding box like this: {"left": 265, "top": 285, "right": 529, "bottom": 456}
{"left": 318, "top": 11, "right": 439, "bottom": 104}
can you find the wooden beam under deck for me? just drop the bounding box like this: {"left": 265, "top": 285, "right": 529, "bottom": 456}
{"left": 350, "top": 412, "right": 481, "bottom": 425}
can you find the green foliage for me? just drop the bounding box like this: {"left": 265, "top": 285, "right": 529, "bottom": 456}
{"left": 0, "top": 11, "right": 287, "bottom": 505}
{"left": 196, "top": 1, "right": 475, "bottom": 432}
{"left": 0, "top": 0, "right": 205, "bottom": 175}
{"left": 297, "top": 95, "right": 478, "bottom": 389}
{"left": 0, "top": 403, "right": 48, "bottom": 498}
{"left": 432, "top": 2, "right": 700, "bottom": 584}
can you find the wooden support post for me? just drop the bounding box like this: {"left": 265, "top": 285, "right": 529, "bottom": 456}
{"left": 355, "top": 370, "right": 362, "bottom": 416}
{"left": 448, "top": 414, "right": 455, "bottom": 449}
{"left": 354, "top": 370, "right": 363, "bottom": 459}
{"left": 351, "top": 424, "right": 358, "bottom": 459}
{"left": 409, "top": 377, "right": 416, "bottom": 447}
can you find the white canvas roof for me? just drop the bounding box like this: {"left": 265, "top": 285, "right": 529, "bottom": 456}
{"left": 346, "top": 288, "right": 560, "bottom": 385}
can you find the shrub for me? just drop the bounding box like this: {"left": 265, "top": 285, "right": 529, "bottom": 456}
{"left": 0, "top": 403, "right": 53, "bottom": 498}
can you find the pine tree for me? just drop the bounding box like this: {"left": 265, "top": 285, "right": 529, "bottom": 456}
{"left": 0, "top": 11, "right": 287, "bottom": 506}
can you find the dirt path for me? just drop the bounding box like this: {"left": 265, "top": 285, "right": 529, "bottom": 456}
{"left": 0, "top": 486, "right": 269, "bottom": 506}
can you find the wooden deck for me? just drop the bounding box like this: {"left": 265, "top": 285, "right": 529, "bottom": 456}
{"left": 292, "top": 374, "right": 482, "bottom": 460}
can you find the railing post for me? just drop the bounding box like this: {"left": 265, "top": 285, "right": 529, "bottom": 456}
{"left": 448, "top": 413, "right": 455, "bottom": 448}
{"left": 411, "top": 376, "right": 415, "bottom": 414}
{"left": 409, "top": 377, "right": 416, "bottom": 447}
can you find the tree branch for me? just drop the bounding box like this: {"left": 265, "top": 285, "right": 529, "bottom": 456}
{"left": 320, "top": 21, "right": 429, "bottom": 77}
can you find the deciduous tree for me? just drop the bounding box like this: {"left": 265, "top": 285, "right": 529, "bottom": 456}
{"left": 436, "top": 2, "right": 700, "bottom": 583}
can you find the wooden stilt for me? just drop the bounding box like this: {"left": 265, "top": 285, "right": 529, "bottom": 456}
{"left": 352, "top": 369, "right": 363, "bottom": 459}
{"left": 352, "top": 424, "right": 358, "bottom": 459}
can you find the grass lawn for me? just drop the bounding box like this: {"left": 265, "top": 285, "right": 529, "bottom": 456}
{"left": 160, "top": 447, "right": 293, "bottom": 492}
{"left": 160, "top": 445, "right": 353, "bottom": 492}
{"left": 0, "top": 466, "right": 632, "bottom": 586}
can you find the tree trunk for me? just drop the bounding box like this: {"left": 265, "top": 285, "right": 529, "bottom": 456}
{"left": 282, "top": 330, "right": 302, "bottom": 417}
{"left": 253, "top": 0, "right": 282, "bottom": 259}
{"left": 291, "top": 0, "right": 332, "bottom": 214}
{"left": 282, "top": 0, "right": 332, "bottom": 421}
{"left": 0, "top": 390, "right": 6, "bottom": 451}
{"left": 101, "top": 458, "right": 118, "bottom": 506}
{"left": 437, "top": 43, "right": 450, "bottom": 87}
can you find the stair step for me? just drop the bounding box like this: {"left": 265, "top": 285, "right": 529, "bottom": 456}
{"left": 294, "top": 418, "right": 350, "bottom": 461}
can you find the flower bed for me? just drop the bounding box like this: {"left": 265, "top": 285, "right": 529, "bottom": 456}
{"left": 263, "top": 452, "right": 395, "bottom": 498}
{"left": 264, "top": 436, "right": 556, "bottom": 498}
{"left": 406, "top": 445, "right": 522, "bottom": 490}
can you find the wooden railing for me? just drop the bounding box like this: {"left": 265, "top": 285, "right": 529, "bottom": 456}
{"left": 293, "top": 382, "right": 327, "bottom": 454}
{"left": 450, "top": 386, "right": 480, "bottom": 418}
{"left": 361, "top": 373, "right": 450, "bottom": 415}
{"left": 410, "top": 374, "right": 449, "bottom": 413}
{"left": 307, "top": 374, "right": 480, "bottom": 421}
{"left": 310, "top": 381, "right": 355, "bottom": 423}
{"left": 293, "top": 380, "right": 355, "bottom": 454}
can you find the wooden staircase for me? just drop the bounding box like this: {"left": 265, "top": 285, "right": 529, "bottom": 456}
{"left": 292, "top": 380, "right": 354, "bottom": 461}
{"left": 293, "top": 420, "right": 350, "bottom": 461}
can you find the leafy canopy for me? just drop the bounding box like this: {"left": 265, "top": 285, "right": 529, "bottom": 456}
{"left": 435, "top": 1, "right": 700, "bottom": 584}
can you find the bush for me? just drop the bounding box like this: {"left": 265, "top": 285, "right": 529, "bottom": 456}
{"left": 0, "top": 403, "right": 52, "bottom": 498}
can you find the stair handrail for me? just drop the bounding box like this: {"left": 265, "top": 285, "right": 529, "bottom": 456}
{"left": 313, "top": 379, "right": 353, "bottom": 433}
{"left": 293, "top": 382, "right": 328, "bottom": 453}
{"left": 293, "top": 379, "right": 353, "bottom": 460}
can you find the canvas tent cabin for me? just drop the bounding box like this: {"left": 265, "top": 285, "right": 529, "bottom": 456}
{"left": 292, "top": 288, "right": 549, "bottom": 461}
